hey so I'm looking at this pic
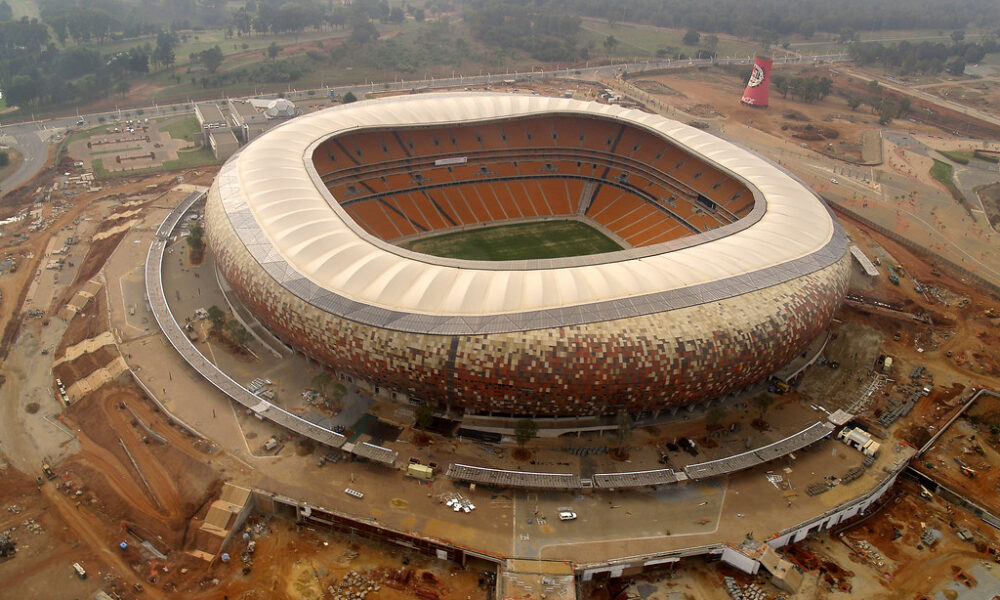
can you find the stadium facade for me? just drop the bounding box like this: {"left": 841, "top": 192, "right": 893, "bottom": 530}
{"left": 205, "top": 93, "right": 849, "bottom": 418}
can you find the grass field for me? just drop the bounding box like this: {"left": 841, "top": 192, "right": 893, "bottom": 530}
{"left": 92, "top": 146, "right": 216, "bottom": 179}
{"left": 930, "top": 159, "right": 955, "bottom": 185}
{"left": 930, "top": 158, "right": 971, "bottom": 212}
{"left": 937, "top": 149, "right": 974, "bottom": 164}
{"left": 405, "top": 220, "right": 622, "bottom": 261}
{"left": 159, "top": 117, "right": 201, "bottom": 142}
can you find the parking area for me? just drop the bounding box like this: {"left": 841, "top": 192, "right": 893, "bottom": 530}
{"left": 65, "top": 116, "right": 199, "bottom": 176}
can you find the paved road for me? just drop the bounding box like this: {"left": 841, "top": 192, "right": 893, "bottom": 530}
{"left": 0, "top": 125, "right": 57, "bottom": 199}
{"left": 0, "top": 52, "right": 849, "bottom": 204}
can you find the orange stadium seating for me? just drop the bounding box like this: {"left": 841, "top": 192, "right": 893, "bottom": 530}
{"left": 314, "top": 119, "right": 759, "bottom": 245}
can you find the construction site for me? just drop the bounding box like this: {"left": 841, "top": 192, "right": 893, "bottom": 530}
{"left": 2, "top": 54, "right": 1000, "bottom": 600}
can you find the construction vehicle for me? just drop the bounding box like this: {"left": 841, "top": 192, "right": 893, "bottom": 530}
{"left": 986, "top": 308, "right": 999, "bottom": 318}
{"left": 41, "top": 463, "right": 56, "bottom": 480}
{"left": 919, "top": 485, "right": 933, "bottom": 500}
{"left": 952, "top": 566, "right": 976, "bottom": 588}
{"left": 985, "top": 544, "right": 1000, "bottom": 563}
{"left": 954, "top": 458, "right": 977, "bottom": 478}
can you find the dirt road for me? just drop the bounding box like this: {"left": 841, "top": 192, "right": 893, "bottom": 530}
{"left": 42, "top": 483, "right": 167, "bottom": 600}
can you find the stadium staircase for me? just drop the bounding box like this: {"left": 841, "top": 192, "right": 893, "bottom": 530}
{"left": 576, "top": 180, "right": 597, "bottom": 215}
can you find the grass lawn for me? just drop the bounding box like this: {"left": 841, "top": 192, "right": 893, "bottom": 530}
{"left": 92, "top": 146, "right": 216, "bottom": 179}
{"left": 929, "top": 158, "right": 972, "bottom": 212}
{"left": 930, "top": 159, "right": 955, "bottom": 184}
{"left": 579, "top": 18, "right": 760, "bottom": 60}
{"left": 405, "top": 220, "right": 622, "bottom": 261}
{"left": 89, "top": 146, "right": 144, "bottom": 156}
{"left": 159, "top": 116, "right": 201, "bottom": 142}
{"left": 6, "top": 0, "right": 39, "bottom": 19}
{"left": 937, "top": 149, "right": 973, "bottom": 164}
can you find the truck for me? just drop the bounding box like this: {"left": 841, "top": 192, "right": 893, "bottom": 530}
{"left": 888, "top": 268, "right": 899, "bottom": 285}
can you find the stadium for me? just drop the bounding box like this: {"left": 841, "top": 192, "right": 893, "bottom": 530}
{"left": 205, "top": 93, "right": 851, "bottom": 419}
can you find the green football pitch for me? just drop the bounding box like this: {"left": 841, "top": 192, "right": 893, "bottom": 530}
{"left": 404, "top": 220, "right": 622, "bottom": 261}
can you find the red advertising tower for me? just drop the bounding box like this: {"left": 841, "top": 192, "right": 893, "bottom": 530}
{"left": 740, "top": 56, "right": 773, "bottom": 107}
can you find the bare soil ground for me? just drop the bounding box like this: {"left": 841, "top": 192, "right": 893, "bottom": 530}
{"left": 213, "top": 515, "right": 489, "bottom": 600}
{"left": 978, "top": 182, "right": 1000, "bottom": 230}
{"left": 639, "top": 65, "right": 896, "bottom": 163}
{"left": 0, "top": 463, "right": 107, "bottom": 600}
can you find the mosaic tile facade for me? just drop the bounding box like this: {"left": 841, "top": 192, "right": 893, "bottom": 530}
{"left": 206, "top": 184, "right": 850, "bottom": 417}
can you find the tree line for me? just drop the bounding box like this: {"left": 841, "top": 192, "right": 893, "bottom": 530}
{"left": 848, "top": 36, "right": 999, "bottom": 77}
{"left": 540, "top": 0, "right": 1000, "bottom": 41}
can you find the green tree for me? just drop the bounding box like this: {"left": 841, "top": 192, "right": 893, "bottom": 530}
{"left": 186, "top": 223, "right": 204, "bottom": 251}
{"left": 603, "top": 34, "right": 618, "bottom": 54}
{"left": 704, "top": 34, "right": 719, "bottom": 55}
{"left": 199, "top": 45, "right": 224, "bottom": 73}
{"left": 951, "top": 30, "right": 965, "bottom": 44}
{"left": 153, "top": 30, "right": 178, "bottom": 67}
{"left": 706, "top": 407, "right": 726, "bottom": 430}
{"left": 753, "top": 393, "right": 774, "bottom": 420}
{"left": 311, "top": 370, "right": 335, "bottom": 395}
{"left": 342, "top": 91, "right": 357, "bottom": 103}
{"left": 267, "top": 41, "right": 281, "bottom": 60}
{"left": 946, "top": 56, "right": 966, "bottom": 76}
{"left": 226, "top": 319, "right": 251, "bottom": 346}
{"left": 414, "top": 405, "right": 434, "bottom": 429}
{"left": 682, "top": 29, "right": 700, "bottom": 46}
{"left": 414, "top": 7, "right": 425, "bottom": 22}
{"left": 207, "top": 305, "right": 226, "bottom": 330}
{"left": 514, "top": 418, "right": 538, "bottom": 447}
{"left": 877, "top": 98, "right": 898, "bottom": 125}
{"left": 615, "top": 410, "right": 632, "bottom": 448}
{"left": 349, "top": 17, "right": 379, "bottom": 45}
{"left": 0, "top": 151, "right": 8, "bottom": 167}
{"left": 772, "top": 74, "right": 789, "bottom": 98}
{"left": 898, "top": 97, "right": 912, "bottom": 117}
{"left": 0, "top": 0, "right": 12, "bottom": 21}
{"left": 847, "top": 96, "right": 863, "bottom": 111}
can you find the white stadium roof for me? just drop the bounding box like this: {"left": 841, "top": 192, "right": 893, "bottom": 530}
{"left": 217, "top": 93, "right": 841, "bottom": 321}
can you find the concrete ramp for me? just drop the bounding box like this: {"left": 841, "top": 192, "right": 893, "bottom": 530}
{"left": 190, "top": 482, "right": 253, "bottom": 562}
{"left": 499, "top": 559, "right": 576, "bottom": 600}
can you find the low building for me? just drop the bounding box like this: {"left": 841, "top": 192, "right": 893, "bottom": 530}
{"left": 228, "top": 98, "right": 297, "bottom": 143}
{"left": 209, "top": 129, "right": 240, "bottom": 161}
{"left": 195, "top": 103, "right": 228, "bottom": 131}
{"left": 228, "top": 98, "right": 271, "bottom": 143}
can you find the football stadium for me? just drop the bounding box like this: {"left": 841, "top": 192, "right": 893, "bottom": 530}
{"left": 205, "top": 93, "right": 851, "bottom": 419}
